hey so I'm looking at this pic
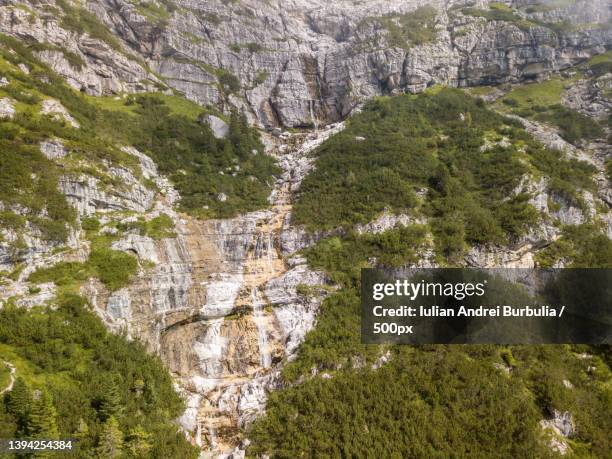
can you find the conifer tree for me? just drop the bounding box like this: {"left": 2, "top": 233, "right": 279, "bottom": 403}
{"left": 98, "top": 381, "right": 122, "bottom": 421}
{"left": 96, "top": 416, "right": 123, "bottom": 458}
{"left": 5, "top": 377, "right": 32, "bottom": 435}
{"left": 28, "top": 389, "right": 59, "bottom": 439}
{"left": 125, "top": 425, "right": 152, "bottom": 458}
{"left": 74, "top": 417, "right": 93, "bottom": 453}
{"left": 27, "top": 389, "right": 59, "bottom": 459}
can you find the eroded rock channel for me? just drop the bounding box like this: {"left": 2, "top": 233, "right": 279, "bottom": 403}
{"left": 83, "top": 124, "right": 344, "bottom": 457}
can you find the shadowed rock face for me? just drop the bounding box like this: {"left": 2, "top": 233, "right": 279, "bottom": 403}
{"left": 2, "top": 0, "right": 610, "bottom": 127}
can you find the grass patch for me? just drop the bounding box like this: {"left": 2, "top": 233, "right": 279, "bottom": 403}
{"left": 360, "top": 5, "right": 438, "bottom": 49}
{"left": 534, "top": 105, "right": 604, "bottom": 144}
{"left": 306, "top": 226, "right": 429, "bottom": 286}
{"left": 462, "top": 3, "right": 536, "bottom": 31}
{"left": 500, "top": 79, "right": 605, "bottom": 144}
{"left": 117, "top": 214, "right": 176, "bottom": 239}
{"left": 500, "top": 79, "right": 565, "bottom": 110}
{"left": 29, "top": 229, "right": 138, "bottom": 292}
{"left": 217, "top": 68, "right": 241, "bottom": 93}
{"left": 585, "top": 51, "right": 612, "bottom": 78}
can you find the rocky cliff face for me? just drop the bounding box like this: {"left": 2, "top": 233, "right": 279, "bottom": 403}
{"left": 1, "top": 0, "right": 610, "bottom": 127}
{"left": 78, "top": 126, "right": 342, "bottom": 456}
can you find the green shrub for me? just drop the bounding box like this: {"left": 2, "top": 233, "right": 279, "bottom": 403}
{"left": 29, "top": 247, "right": 137, "bottom": 292}
{"left": 117, "top": 214, "right": 176, "bottom": 239}
{"left": 88, "top": 248, "right": 137, "bottom": 291}
{"left": 217, "top": 68, "right": 240, "bottom": 93}
{"left": 534, "top": 104, "right": 604, "bottom": 144}
{"left": 589, "top": 61, "right": 612, "bottom": 78}
{"left": 81, "top": 217, "right": 101, "bottom": 232}
{"left": 361, "top": 5, "right": 438, "bottom": 49}
{"left": 28, "top": 261, "right": 92, "bottom": 286}
{"left": 535, "top": 224, "right": 612, "bottom": 268}
{"left": 306, "top": 225, "right": 428, "bottom": 286}
{"left": 248, "top": 347, "right": 552, "bottom": 458}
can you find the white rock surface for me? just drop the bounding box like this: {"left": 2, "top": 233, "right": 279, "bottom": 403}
{"left": 0, "top": 97, "right": 15, "bottom": 119}
{"left": 40, "top": 139, "right": 68, "bottom": 160}
{"left": 205, "top": 115, "right": 230, "bottom": 139}
{"left": 41, "top": 99, "right": 80, "bottom": 128}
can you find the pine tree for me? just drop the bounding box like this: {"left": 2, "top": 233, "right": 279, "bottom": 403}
{"left": 28, "top": 389, "right": 59, "bottom": 439}
{"left": 96, "top": 416, "right": 123, "bottom": 459}
{"left": 27, "top": 389, "right": 59, "bottom": 459}
{"left": 5, "top": 377, "right": 32, "bottom": 435}
{"left": 125, "top": 425, "right": 152, "bottom": 458}
{"left": 97, "top": 381, "right": 122, "bottom": 421}
{"left": 228, "top": 110, "right": 243, "bottom": 148}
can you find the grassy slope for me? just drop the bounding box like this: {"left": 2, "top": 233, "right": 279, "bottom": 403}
{"left": 498, "top": 77, "right": 605, "bottom": 145}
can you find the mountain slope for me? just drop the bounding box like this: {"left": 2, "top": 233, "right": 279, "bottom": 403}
{"left": 0, "top": 0, "right": 610, "bottom": 458}
{"left": 1, "top": 1, "right": 610, "bottom": 127}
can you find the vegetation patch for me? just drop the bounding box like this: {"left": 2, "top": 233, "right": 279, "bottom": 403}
{"left": 306, "top": 226, "right": 428, "bottom": 286}
{"left": 522, "top": 0, "right": 578, "bottom": 14}
{"left": 132, "top": 0, "right": 173, "bottom": 26}
{"left": 216, "top": 68, "right": 241, "bottom": 93}
{"left": 229, "top": 42, "right": 264, "bottom": 53}
{"left": 462, "top": 3, "right": 536, "bottom": 31}
{"left": 249, "top": 89, "right": 610, "bottom": 457}
{"left": 585, "top": 51, "right": 612, "bottom": 78}
{"left": 535, "top": 223, "right": 612, "bottom": 268}
{"left": 56, "top": 0, "right": 124, "bottom": 51}
{"left": 28, "top": 246, "right": 137, "bottom": 293}
{"left": 249, "top": 325, "right": 611, "bottom": 457}
{"left": 500, "top": 79, "right": 605, "bottom": 144}
{"left": 0, "top": 33, "right": 278, "bottom": 223}
{"left": 0, "top": 138, "right": 75, "bottom": 243}
{"left": 293, "top": 89, "right": 595, "bottom": 259}
{"left": 25, "top": 41, "right": 85, "bottom": 70}
{"left": 0, "top": 294, "right": 199, "bottom": 458}
{"left": 117, "top": 214, "right": 176, "bottom": 239}
{"left": 533, "top": 104, "right": 604, "bottom": 144}
{"left": 360, "top": 5, "right": 438, "bottom": 49}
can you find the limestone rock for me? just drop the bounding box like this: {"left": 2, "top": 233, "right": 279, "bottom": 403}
{"left": 203, "top": 115, "right": 229, "bottom": 139}
{"left": 0, "top": 97, "right": 15, "bottom": 119}
{"left": 40, "top": 139, "right": 68, "bottom": 160}
{"left": 41, "top": 99, "right": 80, "bottom": 128}
{"left": 2, "top": 0, "right": 603, "bottom": 127}
{"left": 59, "top": 171, "right": 154, "bottom": 215}
{"left": 540, "top": 410, "right": 576, "bottom": 455}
